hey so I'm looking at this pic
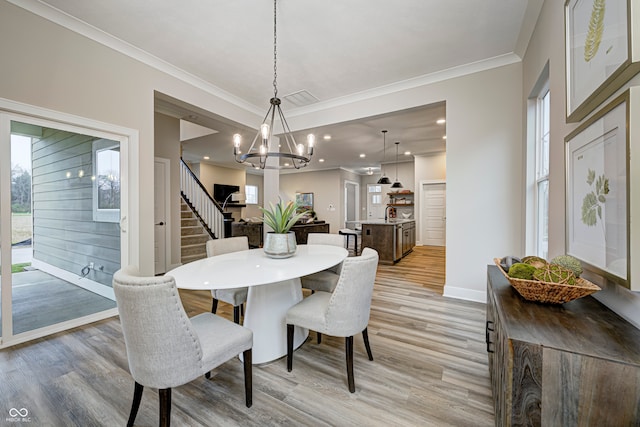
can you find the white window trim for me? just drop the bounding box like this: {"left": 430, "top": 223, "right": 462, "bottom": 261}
{"left": 245, "top": 184, "right": 258, "bottom": 205}
{"left": 0, "top": 97, "right": 137, "bottom": 348}
{"left": 93, "top": 139, "right": 121, "bottom": 223}
{"left": 526, "top": 69, "right": 550, "bottom": 258}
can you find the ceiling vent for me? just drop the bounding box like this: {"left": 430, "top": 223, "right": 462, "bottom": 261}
{"left": 282, "top": 90, "right": 320, "bottom": 107}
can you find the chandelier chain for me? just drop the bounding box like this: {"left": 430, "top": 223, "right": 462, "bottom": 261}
{"left": 273, "top": 0, "right": 278, "bottom": 97}
{"left": 233, "top": 0, "right": 314, "bottom": 170}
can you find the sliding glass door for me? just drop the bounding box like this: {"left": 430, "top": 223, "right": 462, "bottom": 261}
{"left": 0, "top": 111, "right": 128, "bottom": 347}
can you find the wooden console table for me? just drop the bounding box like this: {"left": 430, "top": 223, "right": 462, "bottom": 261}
{"left": 486, "top": 265, "right": 640, "bottom": 426}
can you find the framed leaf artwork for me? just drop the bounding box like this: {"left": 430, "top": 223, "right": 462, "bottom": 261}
{"left": 564, "top": 0, "right": 640, "bottom": 122}
{"left": 565, "top": 91, "right": 631, "bottom": 287}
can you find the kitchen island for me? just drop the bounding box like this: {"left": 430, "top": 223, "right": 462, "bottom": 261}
{"left": 360, "top": 219, "right": 415, "bottom": 264}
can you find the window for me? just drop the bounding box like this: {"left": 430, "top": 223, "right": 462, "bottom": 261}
{"left": 534, "top": 86, "right": 550, "bottom": 259}
{"left": 368, "top": 185, "right": 382, "bottom": 205}
{"left": 245, "top": 184, "right": 258, "bottom": 205}
{"left": 93, "top": 138, "right": 121, "bottom": 222}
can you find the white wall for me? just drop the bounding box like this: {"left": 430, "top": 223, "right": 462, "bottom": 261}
{"left": 280, "top": 169, "right": 341, "bottom": 232}
{"left": 0, "top": 1, "right": 260, "bottom": 275}
{"left": 196, "top": 163, "right": 246, "bottom": 218}
{"left": 154, "top": 112, "right": 181, "bottom": 267}
{"left": 523, "top": 0, "right": 640, "bottom": 327}
{"left": 415, "top": 153, "right": 446, "bottom": 182}
{"left": 288, "top": 63, "right": 524, "bottom": 302}
{"left": 245, "top": 173, "right": 264, "bottom": 218}
{"left": 1, "top": 1, "right": 527, "bottom": 304}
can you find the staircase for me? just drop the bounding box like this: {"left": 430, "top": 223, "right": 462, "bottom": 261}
{"left": 181, "top": 199, "right": 211, "bottom": 264}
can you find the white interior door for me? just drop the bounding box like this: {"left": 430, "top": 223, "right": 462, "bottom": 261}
{"left": 367, "top": 184, "right": 385, "bottom": 219}
{"left": 154, "top": 158, "right": 169, "bottom": 274}
{"left": 421, "top": 182, "right": 446, "bottom": 246}
{"left": 344, "top": 180, "right": 359, "bottom": 223}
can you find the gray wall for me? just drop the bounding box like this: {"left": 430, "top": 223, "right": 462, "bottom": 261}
{"left": 31, "top": 127, "right": 120, "bottom": 286}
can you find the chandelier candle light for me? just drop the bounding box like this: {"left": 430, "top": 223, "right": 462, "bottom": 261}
{"left": 233, "top": 0, "right": 315, "bottom": 169}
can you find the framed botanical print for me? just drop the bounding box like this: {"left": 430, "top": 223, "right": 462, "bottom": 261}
{"left": 565, "top": 0, "right": 640, "bottom": 122}
{"left": 565, "top": 91, "right": 630, "bottom": 287}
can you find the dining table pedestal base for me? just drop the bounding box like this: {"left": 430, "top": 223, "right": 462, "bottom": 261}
{"left": 241, "top": 278, "right": 308, "bottom": 364}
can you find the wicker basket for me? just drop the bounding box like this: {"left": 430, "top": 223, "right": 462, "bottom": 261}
{"left": 493, "top": 258, "right": 601, "bottom": 304}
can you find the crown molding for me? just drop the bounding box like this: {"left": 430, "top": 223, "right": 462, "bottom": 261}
{"left": 12, "top": 1, "right": 524, "bottom": 123}
{"left": 9, "top": 0, "right": 263, "bottom": 116}
{"left": 286, "top": 53, "right": 522, "bottom": 117}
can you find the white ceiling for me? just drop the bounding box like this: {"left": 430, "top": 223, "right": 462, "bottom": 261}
{"left": 22, "top": 0, "right": 542, "bottom": 174}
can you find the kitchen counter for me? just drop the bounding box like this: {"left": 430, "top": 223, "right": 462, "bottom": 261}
{"left": 361, "top": 220, "right": 415, "bottom": 264}
{"left": 360, "top": 219, "right": 414, "bottom": 225}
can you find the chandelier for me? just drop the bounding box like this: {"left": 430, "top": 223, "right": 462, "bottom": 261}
{"left": 233, "top": 0, "right": 314, "bottom": 169}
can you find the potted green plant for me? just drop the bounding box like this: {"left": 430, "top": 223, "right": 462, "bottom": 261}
{"left": 260, "top": 199, "right": 308, "bottom": 258}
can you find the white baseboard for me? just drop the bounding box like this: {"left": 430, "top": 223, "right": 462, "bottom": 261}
{"left": 443, "top": 285, "right": 486, "bottom": 303}
{"left": 31, "top": 259, "right": 115, "bottom": 300}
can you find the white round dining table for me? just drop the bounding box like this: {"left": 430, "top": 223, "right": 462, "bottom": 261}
{"left": 166, "top": 244, "right": 348, "bottom": 364}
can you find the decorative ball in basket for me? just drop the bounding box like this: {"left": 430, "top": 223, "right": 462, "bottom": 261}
{"left": 494, "top": 254, "right": 600, "bottom": 304}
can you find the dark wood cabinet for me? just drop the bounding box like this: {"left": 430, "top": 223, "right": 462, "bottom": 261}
{"left": 401, "top": 221, "right": 415, "bottom": 256}
{"left": 361, "top": 223, "right": 395, "bottom": 263}
{"left": 290, "top": 222, "right": 329, "bottom": 244}
{"left": 361, "top": 220, "right": 415, "bottom": 264}
{"left": 486, "top": 265, "right": 640, "bottom": 426}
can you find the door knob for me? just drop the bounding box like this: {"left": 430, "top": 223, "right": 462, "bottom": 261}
{"left": 155, "top": 221, "right": 165, "bottom": 226}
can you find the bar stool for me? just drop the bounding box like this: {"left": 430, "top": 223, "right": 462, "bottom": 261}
{"left": 339, "top": 228, "right": 360, "bottom": 256}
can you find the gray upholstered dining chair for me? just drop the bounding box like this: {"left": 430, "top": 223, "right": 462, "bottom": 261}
{"left": 206, "top": 236, "right": 249, "bottom": 324}
{"left": 300, "top": 233, "right": 346, "bottom": 294}
{"left": 286, "top": 248, "right": 379, "bottom": 393}
{"left": 113, "top": 266, "right": 253, "bottom": 427}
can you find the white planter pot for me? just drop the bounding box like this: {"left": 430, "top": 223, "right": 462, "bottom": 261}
{"left": 263, "top": 232, "right": 297, "bottom": 259}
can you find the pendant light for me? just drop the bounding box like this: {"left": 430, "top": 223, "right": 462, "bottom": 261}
{"left": 377, "top": 130, "right": 391, "bottom": 185}
{"left": 391, "top": 141, "right": 403, "bottom": 188}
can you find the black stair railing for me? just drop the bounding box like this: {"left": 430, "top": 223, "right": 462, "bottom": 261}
{"left": 180, "top": 159, "right": 224, "bottom": 239}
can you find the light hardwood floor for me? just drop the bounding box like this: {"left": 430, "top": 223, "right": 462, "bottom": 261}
{"left": 0, "top": 246, "right": 494, "bottom": 426}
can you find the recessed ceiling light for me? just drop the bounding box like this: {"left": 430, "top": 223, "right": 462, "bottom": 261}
{"left": 319, "top": 158, "right": 325, "bottom": 162}
{"left": 442, "top": 135, "right": 447, "bottom": 139}
{"left": 203, "top": 156, "right": 210, "bottom": 160}
{"left": 359, "top": 153, "right": 366, "bottom": 158}
{"left": 404, "top": 151, "right": 411, "bottom": 156}
{"left": 323, "top": 135, "right": 331, "bottom": 140}
{"left": 437, "top": 118, "right": 446, "bottom": 124}
{"left": 284, "top": 162, "right": 290, "bottom": 167}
